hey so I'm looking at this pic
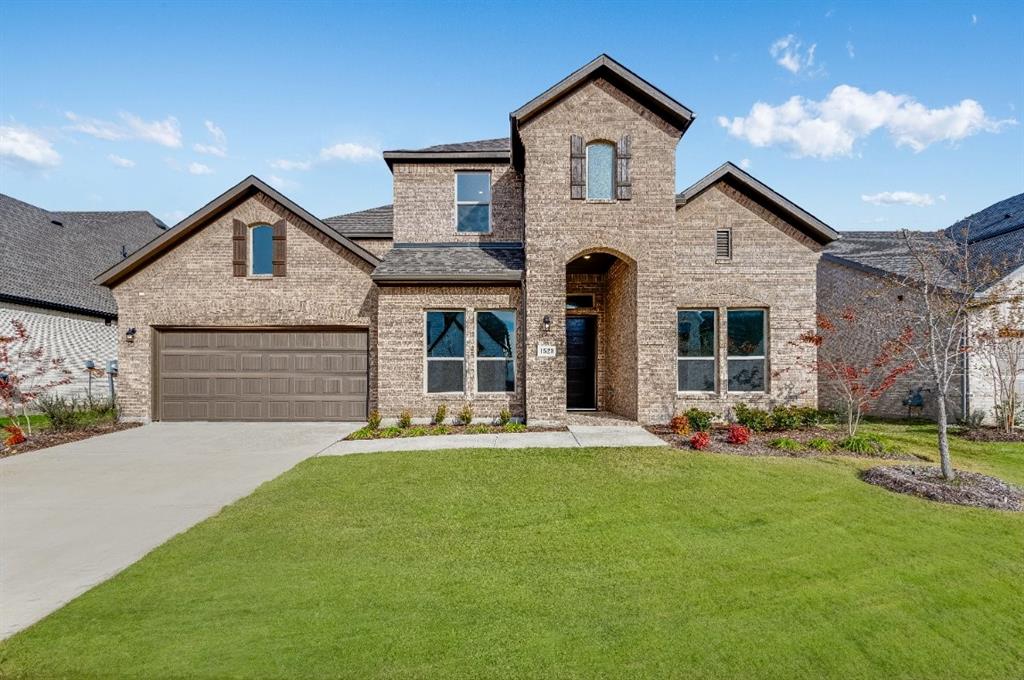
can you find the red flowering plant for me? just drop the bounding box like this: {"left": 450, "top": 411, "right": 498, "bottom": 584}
{"left": 726, "top": 424, "right": 751, "bottom": 445}
{"left": 0, "top": 319, "right": 73, "bottom": 443}
{"left": 689, "top": 431, "right": 711, "bottom": 450}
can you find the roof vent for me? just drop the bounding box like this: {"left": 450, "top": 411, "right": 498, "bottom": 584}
{"left": 1006, "top": 213, "right": 1013, "bottom": 219}
{"left": 121, "top": 245, "right": 129, "bottom": 259}
{"left": 50, "top": 219, "right": 63, "bottom": 227}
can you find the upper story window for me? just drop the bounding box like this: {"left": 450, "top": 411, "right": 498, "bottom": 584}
{"left": 586, "top": 142, "right": 615, "bottom": 200}
{"left": 249, "top": 224, "right": 274, "bottom": 276}
{"left": 456, "top": 172, "right": 491, "bottom": 233}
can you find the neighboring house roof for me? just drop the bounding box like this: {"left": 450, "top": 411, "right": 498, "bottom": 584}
{"left": 676, "top": 162, "right": 840, "bottom": 245}
{"left": 323, "top": 204, "right": 394, "bottom": 238}
{"left": 0, "top": 193, "right": 166, "bottom": 317}
{"left": 383, "top": 138, "right": 511, "bottom": 169}
{"left": 371, "top": 243, "right": 524, "bottom": 284}
{"left": 95, "top": 176, "right": 381, "bottom": 288}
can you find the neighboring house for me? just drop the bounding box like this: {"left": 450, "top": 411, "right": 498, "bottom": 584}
{"left": 96, "top": 55, "right": 839, "bottom": 424}
{"left": 819, "top": 193, "right": 1024, "bottom": 422}
{"left": 0, "top": 193, "right": 166, "bottom": 400}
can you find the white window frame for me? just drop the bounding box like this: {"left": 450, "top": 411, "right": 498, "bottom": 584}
{"left": 476, "top": 308, "right": 516, "bottom": 394}
{"left": 424, "top": 309, "right": 466, "bottom": 394}
{"left": 677, "top": 309, "right": 717, "bottom": 393}
{"left": 726, "top": 308, "right": 768, "bottom": 393}
{"left": 585, "top": 141, "right": 616, "bottom": 202}
{"left": 455, "top": 171, "right": 492, "bottom": 234}
{"left": 248, "top": 224, "right": 274, "bottom": 278}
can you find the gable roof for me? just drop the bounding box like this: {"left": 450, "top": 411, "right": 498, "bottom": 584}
{"left": 676, "top": 162, "right": 840, "bottom": 245}
{"left": 323, "top": 204, "right": 394, "bottom": 238}
{"left": 95, "top": 176, "right": 380, "bottom": 288}
{"left": 946, "top": 192, "right": 1024, "bottom": 244}
{"left": 0, "top": 193, "right": 166, "bottom": 317}
{"left": 383, "top": 138, "right": 511, "bottom": 170}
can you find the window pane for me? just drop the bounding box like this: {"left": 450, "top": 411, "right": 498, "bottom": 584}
{"left": 677, "top": 310, "right": 715, "bottom": 357}
{"left": 566, "top": 295, "right": 594, "bottom": 309}
{"left": 586, "top": 143, "right": 614, "bottom": 200}
{"left": 250, "top": 225, "right": 274, "bottom": 276}
{"left": 478, "top": 360, "right": 514, "bottom": 392}
{"left": 457, "top": 173, "right": 491, "bottom": 202}
{"left": 477, "top": 310, "right": 515, "bottom": 358}
{"left": 457, "top": 204, "right": 490, "bottom": 232}
{"left": 728, "top": 359, "right": 765, "bottom": 392}
{"left": 727, "top": 310, "right": 765, "bottom": 356}
{"left": 427, "top": 361, "right": 463, "bottom": 393}
{"left": 678, "top": 359, "right": 715, "bottom": 392}
{"left": 426, "top": 311, "right": 464, "bottom": 358}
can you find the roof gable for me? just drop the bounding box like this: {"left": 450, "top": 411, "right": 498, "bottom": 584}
{"left": 95, "top": 176, "right": 380, "bottom": 287}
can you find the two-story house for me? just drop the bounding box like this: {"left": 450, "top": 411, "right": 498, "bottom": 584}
{"left": 96, "top": 55, "right": 839, "bottom": 425}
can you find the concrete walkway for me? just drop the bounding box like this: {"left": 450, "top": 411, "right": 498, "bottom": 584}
{"left": 0, "top": 421, "right": 358, "bottom": 639}
{"left": 320, "top": 424, "right": 666, "bottom": 455}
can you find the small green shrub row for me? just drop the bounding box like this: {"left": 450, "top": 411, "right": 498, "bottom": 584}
{"left": 350, "top": 421, "right": 525, "bottom": 440}
{"left": 366, "top": 405, "right": 515, "bottom": 431}
{"left": 734, "top": 404, "right": 831, "bottom": 432}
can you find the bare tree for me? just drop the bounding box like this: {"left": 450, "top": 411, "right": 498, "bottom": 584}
{"left": 971, "top": 279, "right": 1024, "bottom": 432}
{"left": 0, "top": 319, "right": 72, "bottom": 437}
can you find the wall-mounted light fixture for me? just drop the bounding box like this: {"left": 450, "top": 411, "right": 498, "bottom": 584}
{"left": 542, "top": 315, "right": 551, "bottom": 333}
{"left": 125, "top": 327, "right": 137, "bottom": 344}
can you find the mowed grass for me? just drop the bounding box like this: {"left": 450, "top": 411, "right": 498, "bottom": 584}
{"left": 1, "top": 430, "right": 1022, "bottom": 679}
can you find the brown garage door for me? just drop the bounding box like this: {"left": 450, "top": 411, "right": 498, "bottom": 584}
{"left": 156, "top": 329, "right": 367, "bottom": 421}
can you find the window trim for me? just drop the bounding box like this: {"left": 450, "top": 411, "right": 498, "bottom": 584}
{"left": 247, "top": 223, "right": 274, "bottom": 278}
{"left": 726, "top": 307, "right": 768, "bottom": 393}
{"left": 424, "top": 309, "right": 467, "bottom": 395}
{"left": 475, "top": 308, "right": 517, "bottom": 394}
{"left": 677, "top": 309, "right": 717, "bottom": 394}
{"left": 585, "top": 141, "right": 616, "bottom": 202}
{"left": 454, "top": 171, "right": 492, "bottom": 234}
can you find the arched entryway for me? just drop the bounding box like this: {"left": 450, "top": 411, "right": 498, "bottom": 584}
{"left": 565, "top": 249, "right": 638, "bottom": 419}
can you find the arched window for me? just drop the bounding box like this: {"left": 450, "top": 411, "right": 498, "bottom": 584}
{"left": 249, "top": 224, "right": 274, "bottom": 276}
{"left": 586, "top": 141, "right": 615, "bottom": 200}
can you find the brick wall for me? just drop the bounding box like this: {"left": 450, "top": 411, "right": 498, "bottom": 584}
{"left": 350, "top": 237, "right": 393, "bottom": 258}
{"left": 605, "top": 258, "right": 638, "bottom": 418}
{"left": 110, "top": 193, "right": 377, "bottom": 421}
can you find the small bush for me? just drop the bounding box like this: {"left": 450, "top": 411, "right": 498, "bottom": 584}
{"left": 466, "top": 424, "right": 491, "bottom": 434}
{"left": 669, "top": 413, "right": 691, "bottom": 436}
{"left": 433, "top": 404, "right": 447, "bottom": 425}
{"left": 83, "top": 394, "right": 118, "bottom": 420}
{"left": 503, "top": 422, "right": 527, "bottom": 433}
{"left": 457, "top": 404, "right": 474, "bottom": 425}
{"left": 367, "top": 409, "right": 382, "bottom": 430}
{"left": 377, "top": 426, "right": 402, "bottom": 439}
{"left": 401, "top": 426, "right": 430, "bottom": 438}
{"left": 429, "top": 425, "right": 450, "bottom": 436}
{"left": 684, "top": 408, "right": 714, "bottom": 433}
{"left": 734, "top": 404, "right": 772, "bottom": 432}
{"left": 497, "top": 408, "right": 512, "bottom": 426}
{"left": 960, "top": 409, "right": 986, "bottom": 429}
{"left": 769, "top": 406, "right": 802, "bottom": 431}
{"left": 3, "top": 424, "right": 26, "bottom": 446}
{"left": 769, "top": 437, "right": 803, "bottom": 452}
{"left": 398, "top": 409, "right": 412, "bottom": 429}
{"left": 839, "top": 435, "right": 883, "bottom": 455}
{"left": 347, "top": 427, "right": 374, "bottom": 440}
{"left": 726, "top": 424, "right": 751, "bottom": 445}
{"left": 36, "top": 394, "right": 81, "bottom": 432}
{"left": 806, "top": 437, "right": 834, "bottom": 452}
{"left": 689, "top": 431, "right": 711, "bottom": 450}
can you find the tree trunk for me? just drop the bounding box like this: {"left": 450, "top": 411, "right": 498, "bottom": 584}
{"left": 935, "top": 397, "right": 954, "bottom": 480}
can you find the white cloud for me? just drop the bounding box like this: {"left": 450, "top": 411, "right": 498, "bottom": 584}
{"left": 846, "top": 41, "right": 855, "bottom": 59}
{"left": 319, "top": 142, "right": 379, "bottom": 162}
{"left": 971, "top": 14, "right": 978, "bottom": 25}
{"left": 739, "top": 158, "right": 752, "bottom": 170}
{"left": 0, "top": 125, "right": 61, "bottom": 167}
{"left": 267, "top": 174, "right": 299, "bottom": 190}
{"left": 770, "top": 34, "right": 819, "bottom": 75}
{"left": 862, "top": 191, "right": 936, "bottom": 207}
{"left": 193, "top": 120, "right": 227, "bottom": 157}
{"left": 107, "top": 153, "right": 135, "bottom": 168}
{"left": 718, "top": 85, "right": 1017, "bottom": 158}
{"left": 188, "top": 162, "right": 213, "bottom": 175}
{"left": 64, "top": 111, "right": 182, "bottom": 147}
{"left": 270, "top": 158, "right": 313, "bottom": 171}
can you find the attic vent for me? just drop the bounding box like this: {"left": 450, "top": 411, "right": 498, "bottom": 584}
{"left": 50, "top": 219, "right": 63, "bottom": 227}
{"left": 715, "top": 229, "right": 732, "bottom": 259}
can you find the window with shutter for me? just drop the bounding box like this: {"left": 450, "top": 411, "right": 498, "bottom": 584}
{"left": 232, "top": 219, "right": 247, "bottom": 276}
{"left": 570, "top": 135, "right": 585, "bottom": 200}
{"left": 716, "top": 230, "right": 732, "bottom": 260}
{"left": 616, "top": 135, "right": 632, "bottom": 200}
{"left": 272, "top": 219, "right": 287, "bottom": 276}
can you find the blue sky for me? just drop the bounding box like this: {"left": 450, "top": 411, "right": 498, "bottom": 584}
{"left": 1, "top": 0, "right": 1021, "bottom": 231}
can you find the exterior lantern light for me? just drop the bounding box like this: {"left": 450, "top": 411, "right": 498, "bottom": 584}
{"left": 542, "top": 315, "right": 551, "bottom": 333}
{"left": 125, "top": 327, "right": 137, "bottom": 343}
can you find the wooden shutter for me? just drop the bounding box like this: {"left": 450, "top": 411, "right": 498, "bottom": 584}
{"left": 616, "top": 135, "right": 632, "bottom": 200}
{"left": 232, "top": 219, "right": 246, "bottom": 276}
{"left": 272, "top": 219, "right": 287, "bottom": 277}
{"left": 570, "top": 135, "right": 585, "bottom": 200}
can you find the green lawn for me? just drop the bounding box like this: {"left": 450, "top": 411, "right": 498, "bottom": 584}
{"left": 1, "top": 427, "right": 1021, "bottom": 679}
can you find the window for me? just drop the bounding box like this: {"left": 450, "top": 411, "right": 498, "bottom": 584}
{"left": 677, "top": 310, "right": 716, "bottom": 392}
{"left": 426, "top": 311, "right": 465, "bottom": 392}
{"left": 727, "top": 309, "right": 766, "bottom": 392}
{"left": 566, "top": 294, "right": 594, "bottom": 310}
{"left": 586, "top": 142, "right": 615, "bottom": 200}
{"left": 249, "top": 224, "right": 274, "bottom": 276}
{"left": 716, "top": 230, "right": 732, "bottom": 259}
{"left": 456, "top": 172, "right": 491, "bottom": 233}
{"left": 476, "top": 310, "right": 516, "bottom": 392}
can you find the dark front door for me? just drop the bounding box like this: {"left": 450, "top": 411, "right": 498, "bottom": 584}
{"left": 566, "top": 316, "right": 596, "bottom": 410}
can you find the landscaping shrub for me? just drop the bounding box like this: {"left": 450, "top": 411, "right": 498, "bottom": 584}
{"left": 684, "top": 408, "right": 714, "bottom": 433}
{"left": 367, "top": 409, "right": 382, "bottom": 430}
{"left": 807, "top": 437, "right": 834, "bottom": 452}
{"left": 377, "top": 426, "right": 402, "bottom": 439}
{"left": 429, "top": 425, "right": 450, "bottom": 436}
{"left": 398, "top": 409, "right": 412, "bottom": 429}
{"left": 35, "top": 394, "right": 81, "bottom": 432}
{"left": 734, "top": 404, "right": 772, "bottom": 432}
{"left": 466, "top": 424, "right": 491, "bottom": 434}
{"left": 498, "top": 408, "right": 511, "bottom": 426}
{"left": 433, "top": 404, "right": 447, "bottom": 425}
{"left": 401, "top": 426, "right": 429, "bottom": 438}
{"left": 503, "top": 422, "right": 526, "bottom": 433}
{"left": 689, "top": 431, "right": 711, "bottom": 450}
{"left": 458, "top": 404, "right": 474, "bottom": 425}
{"left": 669, "top": 413, "right": 691, "bottom": 436}
{"left": 83, "top": 394, "right": 118, "bottom": 420}
{"left": 3, "top": 423, "right": 26, "bottom": 446}
{"left": 769, "top": 406, "right": 802, "bottom": 431}
{"left": 735, "top": 404, "right": 829, "bottom": 432}
{"left": 769, "top": 437, "right": 804, "bottom": 452}
{"left": 839, "top": 435, "right": 883, "bottom": 455}
{"left": 726, "top": 424, "right": 751, "bottom": 445}
{"left": 348, "top": 427, "right": 374, "bottom": 440}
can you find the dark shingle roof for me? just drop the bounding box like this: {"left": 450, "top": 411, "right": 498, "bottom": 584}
{"left": 323, "top": 204, "right": 393, "bottom": 237}
{"left": 410, "top": 138, "right": 511, "bottom": 153}
{"left": 382, "top": 138, "right": 511, "bottom": 170}
{"left": 946, "top": 193, "right": 1024, "bottom": 243}
{"left": 823, "top": 231, "right": 953, "bottom": 282}
{"left": 0, "top": 193, "right": 166, "bottom": 316}
{"left": 371, "top": 244, "right": 524, "bottom": 283}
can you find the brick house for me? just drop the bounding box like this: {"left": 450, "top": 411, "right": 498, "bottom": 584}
{"left": 96, "top": 55, "right": 839, "bottom": 425}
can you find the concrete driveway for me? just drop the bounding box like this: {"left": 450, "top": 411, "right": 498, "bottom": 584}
{"left": 0, "top": 421, "right": 357, "bottom": 639}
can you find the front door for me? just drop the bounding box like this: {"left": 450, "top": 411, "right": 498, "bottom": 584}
{"left": 566, "top": 316, "right": 596, "bottom": 410}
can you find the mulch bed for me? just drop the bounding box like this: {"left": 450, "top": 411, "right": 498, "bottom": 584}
{"left": 1, "top": 422, "right": 141, "bottom": 458}
{"left": 955, "top": 427, "right": 1024, "bottom": 443}
{"left": 646, "top": 425, "right": 917, "bottom": 461}
{"left": 862, "top": 465, "right": 1024, "bottom": 512}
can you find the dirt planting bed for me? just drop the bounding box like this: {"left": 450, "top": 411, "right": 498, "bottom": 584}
{"left": 646, "top": 425, "right": 918, "bottom": 460}
{"left": 955, "top": 427, "right": 1024, "bottom": 443}
{"left": 1, "top": 422, "right": 141, "bottom": 458}
{"left": 862, "top": 465, "right": 1024, "bottom": 511}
